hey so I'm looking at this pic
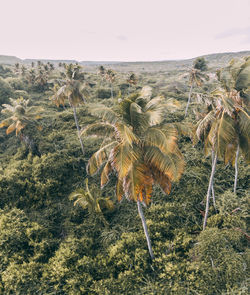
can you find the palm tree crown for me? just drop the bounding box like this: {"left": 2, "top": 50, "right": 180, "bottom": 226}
{"left": 82, "top": 87, "right": 184, "bottom": 205}
{"left": 0, "top": 97, "right": 43, "bottom": 136}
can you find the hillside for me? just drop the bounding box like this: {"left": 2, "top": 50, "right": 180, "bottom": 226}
{"left": 1, "top": 50, "right": 250, "bottom": 72}
{"left": 0, "top": 55, "right": 22, "bottom": 65}
{"left": 0, "top": 55, "right": 249, "bottom": 294}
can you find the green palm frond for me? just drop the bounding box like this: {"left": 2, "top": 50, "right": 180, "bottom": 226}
{"left": 89, "top": 104, "right": 119, "bottom": 124}
{"left": 144, "top": 96, "right": 165, "bottom": 126}
{"left": 238, "top": 110, "right": 250, "bottom": 163}
{"left": 87, "top": 141, "right": 117, "bottom": 175}
{"left": 216, "top": 111, "right": 236, "bottom": 159}
{"left": 115, "top": 123, "right": 138, "bottom": 145}
{"left": 196, "top": 111, "right": 215, "bottom": 141}
{"left": 80, "top": 122, "right": 115, "bottom": 138}
{"left": 144, "top": 127, "right": 177, "bottom": 154}
{"left": 139, "top": 86, "right": 152, "bottom": 101}
{"left": 110, "top": 142, "right": 139, "bottom": 179}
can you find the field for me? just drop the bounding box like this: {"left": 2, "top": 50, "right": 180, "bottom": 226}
{"left": 0, "top": 51, "right": 249, "bottom": 294}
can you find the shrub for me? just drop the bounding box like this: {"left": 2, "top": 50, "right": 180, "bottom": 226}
{"left": 0, "top": 78, "right": 13, "bottom": 105}
{"left": 5, "top": 77, "right": 27, "bottom": 90}
{"left": 96, "top": 88, "right": 112, "bottom": 99}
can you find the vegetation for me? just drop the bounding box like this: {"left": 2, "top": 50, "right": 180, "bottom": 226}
{"left": 0, "top": 52, "right": 249, "bottom": 294}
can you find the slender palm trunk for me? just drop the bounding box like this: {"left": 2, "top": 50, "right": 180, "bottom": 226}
{"left": 234, "top": 144, "right": 240, "bottom": 194}
{"left": 137, "top": 201, "right": 154, "bottom": 260}
{"left": 72, "top": 106, "right": 85, "bottom": 156}
{"left": 211, "top": 151, "right": 216, "bottom": 210}
{"left": 110, "top": 83, "right": 113, "bottom": 99}
{"left": 184, "top": 82, "right": 193, "bottom": 117}
{"left": 203, "top": 151, "right": 217, "bottom": 230}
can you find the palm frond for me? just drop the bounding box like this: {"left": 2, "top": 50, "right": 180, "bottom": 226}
{"left": 115, "top": 123, "right": 138, "bottom": 145}
{"left": 87, "top": 141, "right": 117, "bottom": 175}
{"left": 101, "top": 161, "right": 113, "bottom": 188}
{"left": 144, "top": 146, "right": 184, "bottom": 181}
{"left": 144, "top": 96, "right": 164, "bottom": 125}
{"left": 196, "top": 111, "right": 215, "bottom": 140}
{"left": 139, "top": 86, "right": 152, "bottom": 101}
{"left": 89, "top": 104, "right": 119, "bottom": 124}
{"left": 6, "top": 122, "right": 16, "bottom": 135}
{"left": 80, "top": 122, "right": 115, "bottom": 138}
{"left": 110, "top": 142, "right": 139, "bottom": 179}
{"left": 151, "top": 168, "right": 172, "bottom": 195}
{"left": 217, "top": 111, "right": 237, "bottom": 159}
{"left": 144, "top": 127, "right": 177, "bottom": 154}
{"left": 123, "top": 161, "right": 153, "bottom": 204}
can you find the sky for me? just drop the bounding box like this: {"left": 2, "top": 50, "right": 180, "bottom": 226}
{"left": 1, "top": 0, "right": 250, "bottom": 61}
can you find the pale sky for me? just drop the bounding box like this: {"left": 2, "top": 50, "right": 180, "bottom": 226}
{"left": 1, "top": 0, "right": 250, "bottom": 61}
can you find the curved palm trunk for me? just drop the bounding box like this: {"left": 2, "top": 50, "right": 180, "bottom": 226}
{"left": 72, "top": 106, "right": 85, "bottom": 156}
{"left": 184, "top": 82, "right": 193, "bottom": 117}
{"left": 234, "top": 144, "right": 240, "bottom": 194}
{"left": 137, "top": 201, "right": 154, "bottom": 260}
{"left": 203, "top": 151, "right": 217, "bottom": 230}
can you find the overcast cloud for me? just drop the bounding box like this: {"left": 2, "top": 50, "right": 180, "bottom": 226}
{"left": 1, "top": 0, "right": 250, "bottom": 61}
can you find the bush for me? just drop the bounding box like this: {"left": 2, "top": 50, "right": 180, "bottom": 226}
{"left": 96, "top": 88, "right": 112, "bottom": 99}
{"left": 187, "top": 227, "right": 248, "bottom": 294}
{"left": 5, "top": 77, "right": 27, "bottom": 90}
{"left": 0, "top": 78, "right": 13, "bottom": 105}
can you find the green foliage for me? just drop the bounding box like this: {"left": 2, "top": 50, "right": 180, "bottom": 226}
{"left": 96, "top": 88, "right": 113, "bottom": 99}
{"left": 194, "top": 57, "right": 208, "bottom": 71}
{"left": 0, "top": 57, "right": 249, "bottom": 294}
{"left": 187, "top": 227, "right": 248, "bottom": 294}
{"left": 0, "top": 78, "right": 13, "bottom": 105}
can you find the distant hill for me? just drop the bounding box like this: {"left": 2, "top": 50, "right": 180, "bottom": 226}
{"left": 0, "top": 51, "right": 249, "bottom": 72}
{"left": 23, "top": 59, "right": 78, "bottom": 65}
{"left": 0, "top": 55, "right": 22, "bottom": 65}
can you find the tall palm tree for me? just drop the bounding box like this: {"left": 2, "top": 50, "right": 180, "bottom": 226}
{"left": 14, "top": 63, "right": 20, "bottom": 75}
{"left": 51, "top": 64, "right": 88, "bottom": 155}
{"left": 185, "top": 68, "right": 209, "bottom": 117}
{"left": 196, "top": 88, "right": 249, "bottom": 229}
{"left": 0, "top": 97, "right": 43, "bottom": 155}
{"left": 98, "top": 65, "right": 106, "bottom": 85}
{"left": 81, "top": 87, "right": 185, "bottom": 259}
{"left": 105, "top": 69, "right": 116, "bottom": 99}
{"left": 217, "top": 57, "right": 250, "bottom": 193}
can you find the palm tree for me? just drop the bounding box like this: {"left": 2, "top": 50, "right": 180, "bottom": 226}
{"left": 185, "top": 67, "right": 209, "bottom": 117}
{"left": 21, "top": 65, "right": 27, "bottom": 78}
{"left": 69, "top": 179, "right": 114, "bottom": 226}
{"left": 105, "top": 69, "right": 116, "bottom": 99}
{"left": 127, "top": 73, "right": 137, "bottom": 93}
{"left": 217, "top": 57, "right": 250, "bottom": 193}
{"left": 51, "top": 64, "right": 88, "bottom": 155}
{"left": 27, "top": 69, "right": 36, "bottom": 86}
{"left": 14, "top": 63, "right": 20, "bottom": 75}
{"left": 0, "top": 97, "right": 43, "bottom": 155}
{"left": 35, "top": 69, "right": 48, "bottom": 91}
{"left": 98, "top": 65, "right": 106, "bottom": 85}
{"left": 81, "top": 87, "right": 185, "bottom": 259}
{"left": 196, "top": 88, "right": 249, "bottom": 229}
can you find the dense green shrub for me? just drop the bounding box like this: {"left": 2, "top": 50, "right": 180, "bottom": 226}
{"left": 0, "top": 78, "right": 13, "bottom": 105}
{"left": 96, "top": 88, "right": 113, "bottom": 99}
{"left": 5, "top": 77, "right": 27, "bottom": 90}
